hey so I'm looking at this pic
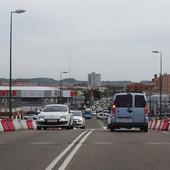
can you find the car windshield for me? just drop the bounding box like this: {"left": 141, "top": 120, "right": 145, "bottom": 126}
{"left": 72, "top": 112, "right": 82, "bottom": 116}
{"left": 42, "top": 106, "right": 67, "bottom": 112}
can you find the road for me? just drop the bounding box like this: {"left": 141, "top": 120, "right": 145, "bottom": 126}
{"left": 0, "top": 117, "right": 170, "bottom": 170}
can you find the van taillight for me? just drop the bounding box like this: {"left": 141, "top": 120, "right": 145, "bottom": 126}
{"left": 144, "top": 104, "right": 149, "bottom": 115}
{"left": 112, "top": 104, "right": 116, "bottom": 114}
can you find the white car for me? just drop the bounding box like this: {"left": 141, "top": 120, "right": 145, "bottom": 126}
{"left": 36, "top": 104, "right": 74, "bottom": 130}
{"left": 71, "top": 110, "right": 85, "bottom": 129}
{"left": 96, "top": 112, "right": 109, "bottom": 120}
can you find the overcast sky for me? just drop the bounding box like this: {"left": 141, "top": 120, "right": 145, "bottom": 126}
{"left": 0, "top": 0, "right": 170, "bottom": 82}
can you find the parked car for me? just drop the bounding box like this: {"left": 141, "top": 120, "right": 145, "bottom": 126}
{"left": 108, "top": 92, "right": 149, "bottom": 132}
{"left": 83, "top": 109, "right": 92, "bottom": 119}
{"left": 36, "top": 104, "right": 74, "bottom": 130}
{"left": 71, "top": 110, "right": 85, "bottom": 129}
{"left": 96, "top": 112, "right": 109, "bottom": 119}
{"left": 23, "top": 111, "right": 39, "bottom": 120}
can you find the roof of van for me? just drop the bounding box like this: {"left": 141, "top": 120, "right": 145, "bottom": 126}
{"left": 114, "top": 92, "right": 144, "bottom": 96}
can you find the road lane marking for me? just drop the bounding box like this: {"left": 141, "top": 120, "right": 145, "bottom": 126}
{"left": 58, "top": 129, "right": 94, "bottom": 170}
{"left": 146, "top": 142, "right": 170, "bottom": 145}
{"left": 45, "top": 130, "right": 88, "bottom": 170}
{"left": 97, "top": 120, "right": 107, "bottom": 129}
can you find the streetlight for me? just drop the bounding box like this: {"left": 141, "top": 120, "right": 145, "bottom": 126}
{"left": 59, "top": 71, "right": 68, "bottom": 104}
{"left": 9, "top": 9, "right": 26, "bottom": 119}
{"left": 152, "top": 50, "right": 163, "bottom": 119}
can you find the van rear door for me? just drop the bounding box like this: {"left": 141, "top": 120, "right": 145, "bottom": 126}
{"left": 133, "top": 95, "right": 146, "bottom": 122}
{"left": 115, "top": 94, "right": 133, "bottom": 122}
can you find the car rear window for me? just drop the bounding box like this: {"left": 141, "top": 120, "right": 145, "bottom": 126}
{"left": 115, "top": 94, "right": 132, "bottom": 107}
{"left": 135, "top": 95, "right": 146, "bottom": 107}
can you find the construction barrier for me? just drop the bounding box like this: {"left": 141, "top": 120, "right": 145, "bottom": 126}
{"left": 1, "top": 119, "right": 10, "bottom": 132}
{"left": 20, "top": 120, "right": 28, "bottom": 130}
{"left": 26, "top": 120, "right": 34, "bottom": 130}
{"left": 8, "top": 120, "right": 15, "bottom": 131}
{"left": 13, "top": 119, "right": 21, "bottom": 131}
{"left": 151, "top": 120, "right": 157, "bottom": 130}
{"left": 149, "top": 120, "right": 153, "bottom": 129}
{"left": 160, "top": 119, "right": 169, "bottom": 131}
{"left": 0, "top": 119, "right": 4, "bottom": 132}
{"left": 32, "top": 120, "right": 37, "bottom": 130}
{"left": 155, "top": 120, "right": 162, "bottom": 130}
{"left": 168, "top": 121, "right": 170, "bottom": 131}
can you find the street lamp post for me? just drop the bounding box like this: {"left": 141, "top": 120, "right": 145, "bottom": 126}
{"left": 59, "top": 71, "right": 68, "bottom": 104}
{"left": 9, "top": 9, "right": 25, "bottom": 119}
{"left": 152, "top": 50, "right": 163, "bottom": 119}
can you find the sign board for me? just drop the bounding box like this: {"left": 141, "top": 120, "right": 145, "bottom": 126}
{"left": 21, "top": 90, "right": 44, "bottom": 98}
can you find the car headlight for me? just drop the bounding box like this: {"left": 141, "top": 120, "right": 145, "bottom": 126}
{"left": 37, "top": 115, "right": 44, "bottom": 120}
{"left": 60, "top": 115, "right": 67, "bottom": 119}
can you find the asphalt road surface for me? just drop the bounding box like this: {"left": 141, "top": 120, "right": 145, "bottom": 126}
{"left": 0, "top": 116, "right": 170, "bottom": 170}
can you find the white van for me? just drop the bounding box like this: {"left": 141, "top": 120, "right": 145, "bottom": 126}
{"left": 108, "top": 92, "right": 149, "bottom": 132}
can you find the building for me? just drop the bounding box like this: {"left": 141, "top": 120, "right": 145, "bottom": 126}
{"left": 125, "top": 83, "right": 151, "bottom": 92}
{"left": 152, "top": 74, "right": 170, "bottom": 94}
{"left": 88, "top": 72, "right": 101, "bottom": 88}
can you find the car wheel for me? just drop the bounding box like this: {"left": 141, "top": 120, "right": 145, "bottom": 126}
{"left": 110, "top": 127, "right": 115, "bottom": 132}
{"left": 37, "top": 126, "right": 41, "bottom": 130}
{"left": 140, "top": 126, "right": 148, "bottom": 132}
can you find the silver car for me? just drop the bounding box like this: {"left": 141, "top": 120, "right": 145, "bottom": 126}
{"left": 36, "top": 104, "right": 74, "bottom": 130}
{"left": 108, "top": 92, "right": 149, "bottom": 132}
{"left": 71, "top": 110, "right": 86, "bottom": 129}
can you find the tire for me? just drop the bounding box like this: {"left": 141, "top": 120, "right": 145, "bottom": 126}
{"left": 110, "top": 127, "right": 115, "bottom": 132}
{"left": 140, "top": 126, "right": 148, "bottom": 132}
{"left": 69, "top": 124, "right": 74, "bottom": 129}
{"left": 37, "top": 126, "right": 41, "bottom": 130}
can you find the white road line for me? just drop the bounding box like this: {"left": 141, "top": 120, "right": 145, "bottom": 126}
{"left": 97, "top": 120, "right": 107, "bottom": 129}
{"left": 45, "top": 130, "right": 88, "bottom": 170}
{"left": 58, "top": 129, "right": 94, "bottom": 170}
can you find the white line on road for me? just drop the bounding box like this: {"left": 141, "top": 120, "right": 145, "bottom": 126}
{"left": 58, "top": 129, "right": 95, "bottom": 170}
{"left": 45, "top": 130, "right": 88, "bottom": 170}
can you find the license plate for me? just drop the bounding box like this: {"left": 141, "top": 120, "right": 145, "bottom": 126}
{"left": 117, "top": 118, "right": 131, "bottom": 122}
{"left": 47, "top": 119, "right": 59, "bottom": 122}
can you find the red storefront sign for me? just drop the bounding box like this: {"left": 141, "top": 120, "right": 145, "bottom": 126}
{"left": 70, "top": 91, "right": 77, "bottom": 97}
{"left": 0, "top": 90, "right": 17, "bottom": 97}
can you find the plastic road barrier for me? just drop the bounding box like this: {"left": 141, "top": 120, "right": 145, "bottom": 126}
{"left": 151, "top": 120, "right": 157, "bottom": 130}
{"left": 160, "top": 119, "right": 169, "bottom": 131}
{"left": 26, "top": 120, "right": 34, "bottom": 130}
{"left": 1, "top": 119, "right": 10, "bottom": 132}
{"left": 20, "top": 120, "right": 28, "bottom": 130}
{"left": 0, "top": 119, "right": 4, "bottom": 132}
{"left": 155, "top": 120, "right": 162, "bottom": 130}
{"left": 13, "top": 119, "right": 21, "bottom": 131}
{"left": 32, "top": 120, "right": 37, "bottom": 130}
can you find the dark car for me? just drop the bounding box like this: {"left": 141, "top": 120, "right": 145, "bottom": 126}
{"left": 83, "top": 109, "right": 92, "bottom": 119}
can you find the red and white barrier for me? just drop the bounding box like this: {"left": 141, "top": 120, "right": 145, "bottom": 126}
{"left": 155, "top": 120, "right": 162, "bottom": 130}
{"left": 26, "top": 120, "right": 34, "bottom": 130}
{"left": 20, "top": 120, "right": 28, "bottom": 130}
{"left": 0, "top": 119, "right": 4, "bottom": 132}
{"left": 160, "top": 119, "right": 169, "bottom": 131}
{"left": 151, "top": 120, "right": 157, "bottom": 130}
{"left": 32, "top": 120, "right": 37, "bottom": 130}
{"left": 149, "top": 120, "right": 153, "bottom": 129}
{"left": 168, "top": 121, "right": 170, "bottom": 131}
{"left": 13, "top": 119, "right": 21, "bottom": 131}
